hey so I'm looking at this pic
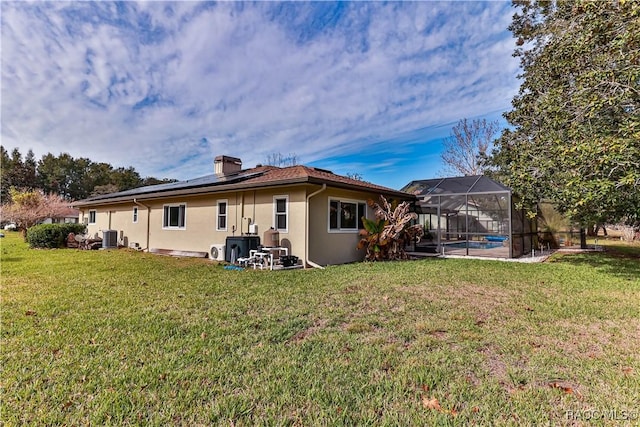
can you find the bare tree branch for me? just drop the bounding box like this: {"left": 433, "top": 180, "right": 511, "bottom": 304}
{"left": 264, "top": 153, "right": 299, "bottom": 167}
{"left": 439, "top": 118, "right": 500, "bottom": 176}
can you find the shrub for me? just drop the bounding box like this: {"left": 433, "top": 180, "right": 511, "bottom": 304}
{"left": 26, "top": 223, "right": 87, "bottom": 249}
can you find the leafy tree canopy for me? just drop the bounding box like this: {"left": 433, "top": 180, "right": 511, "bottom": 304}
{"left": 489, "top": 0, "right": 640, "bottom": 226}
{"left": 1, "top": 146, "right": 174, "bottom": 202}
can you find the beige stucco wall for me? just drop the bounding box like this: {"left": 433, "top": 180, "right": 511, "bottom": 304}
{"left": 80, "top": 204, "right": 148, "bottom": 248}
{"left": 308, "top": 187, "right": 383, "bottom": 266}
{"left": 79, "top": 185, "right": 405, "bottom": 265}
{"left": 80, "top": 186, "right": 308, "bottom": 257}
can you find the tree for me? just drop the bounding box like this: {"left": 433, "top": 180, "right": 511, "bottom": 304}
{"left": 37, "top": 153, "right": 73, "bottom": 199}
{"left": 20, "top": 149, "right": 38, "bottom": 190}
{"left": 489, "top": 0, "right": 640, "bottom": 228}
{"left": 109, "top": 167, "right": 143, "bottom": 191}
{"left": 345, "top": 172, "right": 366, "bottom": 182}
{"left": 141, "top": 176, "right": 178, "bottom": 187}
{"left": 1, "top": 146, "right": 12, "bottom": 203}
{"left": 1, "top": 146, "right": 175, "bottom": 201}
{"left": 88, "top": 162, "right": 115, "bottom": 192}
{"left": 0, "top": 147, "right": 39, "bottom": 203}
{"left": 0, "top": 188, "right": 70, "bottom": 239}
{"left": 38, "top": 153, "right": 146, "bottom": 200}
{"left": 90, "top": 184, "right": 120, "bottom": 197}
{"left": 265, "top": 152, "right": 299, "bottom": 167}
{"left": 440, "top": 118, "right": 500, "bottom": 176}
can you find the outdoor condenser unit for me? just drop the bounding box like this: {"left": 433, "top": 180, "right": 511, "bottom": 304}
{"left": 225, "top": 236, "right": 260, "bottom": 262}
{"left": 209, "top": 244, "right": 226, "bottom": 261}
{"left": 102, "top": 230, "right": 118, "bottom": 249}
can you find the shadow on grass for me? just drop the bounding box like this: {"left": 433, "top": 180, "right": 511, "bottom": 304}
{"left": 553, "top": 245, "right": 640, "bottom": 282}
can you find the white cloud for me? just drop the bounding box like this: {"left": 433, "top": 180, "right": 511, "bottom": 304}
{"left": 1, "top": 1, "right": 519, "bottom": 184}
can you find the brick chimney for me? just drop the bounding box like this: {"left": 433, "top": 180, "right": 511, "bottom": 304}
{"left": 214, "top": 155, "right": 242, "bottom": 176}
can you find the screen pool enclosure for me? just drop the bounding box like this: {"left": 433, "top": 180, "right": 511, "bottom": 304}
{"left": 402, "top": 176, "right": 536, "bottom": 258}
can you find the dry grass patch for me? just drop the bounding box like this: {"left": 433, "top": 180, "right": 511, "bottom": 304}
{"left": 549, "top": 318, "right": 640, "bottom": 360}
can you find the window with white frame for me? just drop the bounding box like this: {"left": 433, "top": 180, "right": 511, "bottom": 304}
{"left": 273, "top": 196, "right": 288, "bottom": 232}
{"left": 88, "top": 210, "right": 96, "bottom": 224}
{"left": 329, "top": 199, "right": 367, "bottom": 231}
{"left": 216, "top": 200, "right": 228, "bottom": 231}
{"left": 133, "top": 207, "right": 138, "bottom": 223}
{"left": 163, "top": 204, "right": 186, "bottom": 229}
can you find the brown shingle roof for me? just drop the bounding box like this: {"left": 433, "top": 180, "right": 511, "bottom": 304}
{"left": 74, "top": 164, "right": 412, "bottom": 206}
{"left": 241, "top": 165, "right": 407, "bottom": 194}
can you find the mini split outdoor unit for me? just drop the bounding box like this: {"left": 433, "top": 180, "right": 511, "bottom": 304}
{"left": 209, "top": 244, "right": 226, "bottom": 261}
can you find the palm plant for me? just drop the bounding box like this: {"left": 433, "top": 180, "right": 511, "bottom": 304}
{"left": 357, "top": 195, "right": 424, "bottom": 261}
{"left": 357, "top": 217, "right": 388, "bottom": 261}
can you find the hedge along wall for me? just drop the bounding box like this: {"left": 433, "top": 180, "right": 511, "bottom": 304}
{"left": 26, "top": 223, "right": 87, "bottom": 249}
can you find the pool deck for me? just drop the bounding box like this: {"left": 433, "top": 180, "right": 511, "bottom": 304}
{"left": 408, "top": 250, "right": 553, "bottom": 263}
{"left": 410, "top": 245, "right": 604, "bottom": 263}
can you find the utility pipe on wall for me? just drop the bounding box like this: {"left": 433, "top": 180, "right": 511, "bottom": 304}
{"left": 133, "top": 198, "right": 151, "bottom": 251}
{"left": 238, "top": 192, "right": 243, "bottom": 234}
{"left": 305, "top": 184, "right": 326, "bottom": 269}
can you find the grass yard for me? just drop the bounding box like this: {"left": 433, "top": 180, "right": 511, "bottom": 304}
{"left": 1, "top": 232, "right": 639, "bottom": 426}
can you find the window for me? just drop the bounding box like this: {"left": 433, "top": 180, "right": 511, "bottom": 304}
{"left": 329, "top": 199, "right": 366, "bottom": 231}
{"left": 88, "top": 210, "right": 96, "bottom": 224}
{"left": 273, "top": 196, "right": 288, "bottom": 232}
{"left": 216, "top": 200, "right": 227, "bottom": 231}
{"left": 163, "top": 204, "right": 186, "bottom": 229}
{"left": 132, "top": 207, "right": 138, "bottom": 223}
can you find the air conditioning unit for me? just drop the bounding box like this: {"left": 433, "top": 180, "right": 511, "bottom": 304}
{"left": 102, "top": 230, "right": 118, "bottom": 249}
{"left": 209, "top": 244, "right": 225, "bottom": 261}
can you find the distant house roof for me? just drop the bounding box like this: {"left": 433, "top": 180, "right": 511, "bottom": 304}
{"left": 401, "top": 175, "right": 511, "bottom": 197}
{"left": 59, "top": 206, "right": 80, "bottom": 218}
{"left": 74, "top": 165, "right": 412, "bottom": 207}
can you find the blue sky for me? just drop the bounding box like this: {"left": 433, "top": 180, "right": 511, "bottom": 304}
{"left": 1, "top": 1, "right": 520, "bottom": 189}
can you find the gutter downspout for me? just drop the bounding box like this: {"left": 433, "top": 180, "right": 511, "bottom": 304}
{"left": 133, "top": 199, "right": 151, "bottom": 251}
{"left": 305, "top": 184, "right": 327, "bottom": 269}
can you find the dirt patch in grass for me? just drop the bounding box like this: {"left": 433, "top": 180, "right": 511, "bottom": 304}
{"left": 479, "top": 345, "right": 589, "bottom": 400}
{"left": 478, "top": 345, "right": 531, "bottom": 394}
{"left": 286, "top": 319, "right": 328, "bottom": 344}
{"left": 452, "top": 285, "right": 523, "bottom": 328}
{"left": 399, "top": 282, "right": 520, "bottom": 324}
{"left": 427, "top": 329, "right": 448, "bottom": 339}
{"left": 479, "top": 345, "right": 509, "bottom": 383}
{"left": 550, "top": 318, "right": 640, "bottom": 359}
{"left": 400, "top": 282, "right": 516, "bottom": 306}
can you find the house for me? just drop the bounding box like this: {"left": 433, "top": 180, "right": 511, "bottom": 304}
{"left": 41, "top": 206, "right": 80, "bottom": 225}
{"left": 73, "top": 156, "right": 413, "bottom": 266}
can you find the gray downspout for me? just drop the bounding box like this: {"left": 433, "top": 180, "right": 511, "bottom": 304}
{"left": 305, "top": 184, "right": 327, "bottom": 269}
{"left": 133, "top": 199, "right": 151, "bottom": 251}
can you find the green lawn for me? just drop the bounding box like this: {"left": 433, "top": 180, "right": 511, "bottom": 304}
{"left": 2, "top": 232, "right": 639, "bottom": 426}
